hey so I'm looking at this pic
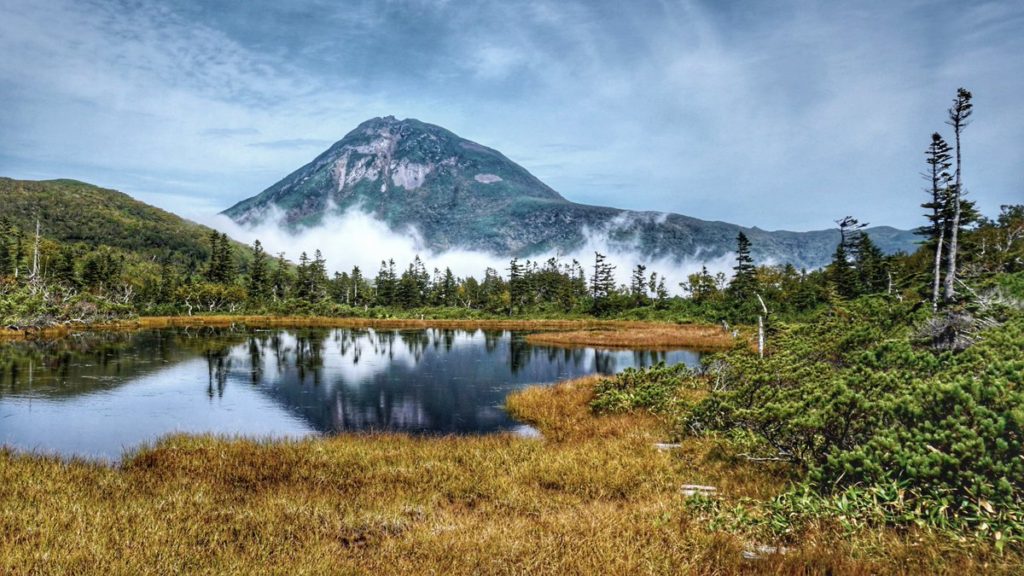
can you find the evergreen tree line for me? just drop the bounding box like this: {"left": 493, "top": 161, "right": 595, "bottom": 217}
{"left": 2, "top": 198, "right": 1020, "bottom": 322}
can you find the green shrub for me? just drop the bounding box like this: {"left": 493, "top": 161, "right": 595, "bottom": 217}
{"left": 680, "top": 294, "right": 1024, "bottom": 540}
{"left": 590, "top": 361, "right": 698, "bottom": 414}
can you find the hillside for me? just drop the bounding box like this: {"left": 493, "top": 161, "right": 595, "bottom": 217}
{"left": 224, "top": 116, "right": 919, "bottom": 268}
{"left": 0, "top": 177, "right": 237, "bottom": 266}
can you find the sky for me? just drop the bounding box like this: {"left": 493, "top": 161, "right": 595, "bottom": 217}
{"left": 0, "top": 0, "right": 1021, "bottom": 231}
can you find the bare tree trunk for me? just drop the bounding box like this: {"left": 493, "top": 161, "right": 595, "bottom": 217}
{"left": 932, "top": 227, "right": 945, "bottom": 311}
{"left": 26, "top": 218, "right": 41, "bottom": 293}
{"left": 757, "top": 315, "right": 764, "bottom": 359}
{"left": 755, "top": 293, "right": 768, "bottom": 359}
{"left": 944, "top": 89, "right": 970, "bottom": 303}
{"left": 944, "top": 185, "right": 961, "bottom": 303}
{"left": 31, "top": 218, "right": 40, "bottom": 281}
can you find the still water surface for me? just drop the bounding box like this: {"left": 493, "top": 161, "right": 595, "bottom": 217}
{"left": 0, "top": 327, "right": 700, "bottom": 460}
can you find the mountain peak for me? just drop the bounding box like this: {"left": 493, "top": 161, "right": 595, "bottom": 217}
{"left": 355, "top": 115, "right": 402, "bottom": 130}
{"left": 224, "top": 117, "right": 566, "bottom": 230}
{"left": 222, "top": 118, "right": 919, "bottom": 266}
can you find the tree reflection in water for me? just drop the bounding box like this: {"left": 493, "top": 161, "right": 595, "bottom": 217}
{"left": 0, "top": 327, "right": 702, "bottom": 458}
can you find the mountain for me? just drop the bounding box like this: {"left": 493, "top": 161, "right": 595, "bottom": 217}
{"left": 0, "top": 177, "right": 238, "bottom": 266}
{"left": 223, "top": 116, "right": 918, "bottom": 268}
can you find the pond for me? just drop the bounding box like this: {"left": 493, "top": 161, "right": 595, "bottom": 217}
{"left": 0, "top": 327, "right": 701, "bottom": 460}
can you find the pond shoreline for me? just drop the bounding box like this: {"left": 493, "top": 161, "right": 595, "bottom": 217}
{"left": 0, "top": 314, "right": 737, "bottom": 349}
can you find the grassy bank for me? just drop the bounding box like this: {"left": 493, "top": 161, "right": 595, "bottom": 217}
{"left": 524, "top": 324, "right": 738, "bottom": 351}
{"left": 1, "top": 376, "right": 1018, "bottom": 574}
{"left": 0, "top": 314, "right": 737, "bottom": 346}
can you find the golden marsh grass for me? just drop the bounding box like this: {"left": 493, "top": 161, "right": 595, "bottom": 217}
{"left": 523, "top": 324, "right": 738, "bottom": 351}
{"left": 1, "top": 315, "right": 717, "bottom": 342}
{"left": 1, "top": 375, "right": 1018, "bottom": 574}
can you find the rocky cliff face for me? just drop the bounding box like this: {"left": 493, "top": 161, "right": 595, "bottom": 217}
{"left": 223, "top": 116, "right": 918, "bottom": 268}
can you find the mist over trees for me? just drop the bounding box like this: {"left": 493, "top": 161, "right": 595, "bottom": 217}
{"left": 5, "top": 190, "right": 1018, "bottom": 328}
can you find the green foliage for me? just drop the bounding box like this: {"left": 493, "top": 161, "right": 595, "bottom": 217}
{"left": 0, "top": 178, "right": 246, "bottom": 267}
{"left": 590, "top": 252, "right": 616, "bottom": 314}
{"left": 587, "top": 285, "right": 1024, "bottom": 543}
{"left": 247, "top": 240, "right": 270, "bottom": 302}
{"left": 819, "top": 316, "right": 1024, "bottom": 496}
{"left": 765, "top": 480, "right": 1024, "bottom": 549}
{"left": 204, "top": 231, "right": 236, "bottom": 284}
{"left": 727, "top": 232, "right": 756, "bottom": 301}
{"left": 689, "top": 297, "right": 1023, "bottom": 540}
{"left": 590, "top": 362, "right": 696, "bottom": 414}
{"left": 997, "top": 271, "right": 1024, "bottom": 299}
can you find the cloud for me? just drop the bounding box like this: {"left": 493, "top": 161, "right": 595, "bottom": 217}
{"left": 202, "top": 127, "right": 262, "bottom": 138}
{"left": 466, "top": 45, "right": 527, "bottom": 79}
{"left": 205, "top": 206, "right": 735, "bottom": 295}
{"left": 247, "top": 138, "right": 335, "bottom": 150}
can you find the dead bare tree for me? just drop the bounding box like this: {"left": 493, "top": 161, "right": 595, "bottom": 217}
{"left": 755, "top": 293, "right": 769, "bottom": 358}
{"left": 28, "top": 217, "right": 41, "bottom": 293}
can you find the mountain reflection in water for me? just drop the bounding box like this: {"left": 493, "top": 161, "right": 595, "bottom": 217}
{"left": 0, "top": 327, "right": 700, "bottom": 459}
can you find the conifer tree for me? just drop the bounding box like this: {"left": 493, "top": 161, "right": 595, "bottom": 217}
{"left": 829, "top": 217, "right": 866, "bottom": 298}
{"left": 440, "top": 267, "right": 457, "bottom": 307}
{"left": 293, "top": 252, "right": 311, "bottom": 299}
{"left": 655, "top": 276, "right": 668, "bottom": 304}
{"left": 248, "top": 240, "right": 269, "bottom": 301}
{"left": 350, "top": 266, "right": 367, "bottom": 305}
{"left": 270, "top": 253, "right": 291, "bottom": 301}
{"left": 217, "top": 233, "right": 235, "bottom": 284}
{"left": 81, "top": 247, "right": 123, "bottom": 293}
{"left": 156, "top": 262, "right": 180, "bottom": 304}
{"left": 855, "top": 233, "right": 888, "bottom": 295}
{"left": 375, "top": 259, "right": 397, "bottom": 306}
{"left": 919, "top": 132, "right": 953, "bottom": 309}
{"left": 570, "top": 259, "right": 587, "bottom": 301}
{"left": 204, "top": 231, "right": 235, "bottom": 284}
{"left": 309, "top": 249, "right": 328, "bottom": 300}
{"left": 727, "top": 232, "right": 757, "bottom": 301}
{"left": 944, "top": 87, "right": 972, "bottom": 302}
{"left": 411, "top": 256, "right": 430, "bottom": 304}
{"left": 507, "top": 257, "right": 524, "bottom": 315}
{"left": 331, "top": 271, "right": 350, "bottom": 304}
{"left": 204, "top": 230, "right": 221, "bottom": 283}
{"left": 397, "top": 263, "right": 422, "bottom": 308}
{"left": 51, "top": 244, "right": 78, "bottom": 287}
{"left": 630, "top": 264, "right": 648, "bottom": 306}
{"left": 685, "top": 265, "right": 720, "bottom": 303}
{"left": 590, "top": 252, "right": 615, "bottom": 313}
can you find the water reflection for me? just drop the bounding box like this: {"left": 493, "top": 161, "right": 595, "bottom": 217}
{"left": 0, "top": 327, "right": 700, "bottom": 459}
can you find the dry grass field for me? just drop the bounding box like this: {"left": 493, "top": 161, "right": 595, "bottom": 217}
{"left": 523, "top": 324, "right": 738, "bottom": 351}
{"left": 1, "top": 374, "right": 1018, "bottom": 574}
